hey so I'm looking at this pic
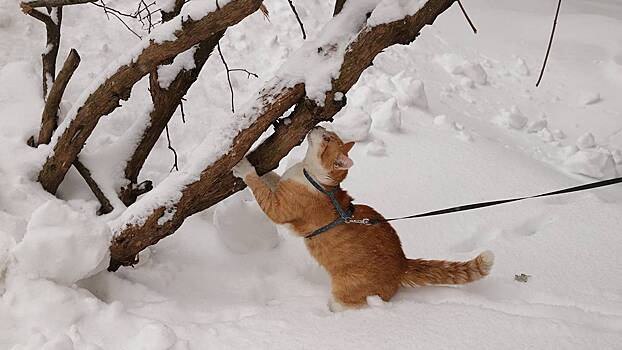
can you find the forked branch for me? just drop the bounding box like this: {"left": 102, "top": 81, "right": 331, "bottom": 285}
{"left": 108, "top": 0, "right": 458, "bottom": 271}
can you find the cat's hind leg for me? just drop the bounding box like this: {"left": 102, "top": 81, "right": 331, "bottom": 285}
{"left": 329, "top": 279, "right": 369, "bottom": 312}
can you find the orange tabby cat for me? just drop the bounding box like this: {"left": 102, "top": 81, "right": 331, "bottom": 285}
{"left": 232, "top": 126, "right": 493, "bottom": 311}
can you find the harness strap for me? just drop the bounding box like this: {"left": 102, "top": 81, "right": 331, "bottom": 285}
{"left": 303, "top": 169, "right": 353, "bottom": 239}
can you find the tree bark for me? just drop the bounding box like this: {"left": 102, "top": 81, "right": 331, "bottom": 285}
{"left": 22, "top": 0, "right": 94, "bottom": 8}
{"left": 333, "top": 0, "right": 347, "bottom": 16}
{"left": 38, "top": 48, "right": 80, "bottom": 145}
{"left": 37, "top": 0, "right": 263, "bottom": 195}
{"left": 73, "top": 159, "right": 114, "bottom": 214}
{"left": 119, "top": 2, "right": 225, "bottom": 206}
{"left": 108, "top": 0, "right": 458, "bottom": 271}
{"left": 21, "top": 4, "right": 62, "bottom": 99}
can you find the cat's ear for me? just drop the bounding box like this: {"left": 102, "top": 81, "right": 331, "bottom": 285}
{"left": 343, "top": 142, "right": 355, "bottom": 154}
{"left": 334, "top": 154, "right": 353, "bottom": 170}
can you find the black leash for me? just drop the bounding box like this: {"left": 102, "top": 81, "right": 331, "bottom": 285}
{"left": 370, "top": 175, "right": 622, "bottom": 224}
{"left": 303, "top": 169, "right": 622, "bottom": 239}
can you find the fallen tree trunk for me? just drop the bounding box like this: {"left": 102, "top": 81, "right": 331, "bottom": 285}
{"left": 109, "top": 0, "right": 458, "bottom": 271}
{"left": 37, "top": 0, "right": 263, "bottom": 194}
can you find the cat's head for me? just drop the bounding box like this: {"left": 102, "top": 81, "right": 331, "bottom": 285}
{"left": 303, "top": 126, "right": 355, "bottom": 186}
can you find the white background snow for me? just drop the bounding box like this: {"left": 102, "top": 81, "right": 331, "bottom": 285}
{"left": 1, "top": 0, "right": 622, "bottom": 349}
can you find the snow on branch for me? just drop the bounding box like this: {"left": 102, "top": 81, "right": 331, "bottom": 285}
{"left": 108, "top": 0, "right": 458, "bottom": 271}
{"left": 36, "top": 0, "right": 264, "bottom": 195}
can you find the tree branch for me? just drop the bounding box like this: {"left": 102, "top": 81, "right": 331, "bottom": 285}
{"left": 119, "top": 0, "right": 226, "bottom": 206}
{"left": 37, "top": 0, "right": 264, "bottom": 195}
{"left": 38, "top": 49, "right": 80, "bottom": 145}
{"left": 73, "top": 159, "right": 114, "bottom": 215}
{"left": 21, "top": 4, "right": 62, "bottom": 98}
{"left": 108, "top": 0, "right": 458, "bottom": 271}
{"left": 333, "top": 0, "right": 347, "bottom": 16}
{"left": 22, "top": 0, "right": 95, "bottom": 8}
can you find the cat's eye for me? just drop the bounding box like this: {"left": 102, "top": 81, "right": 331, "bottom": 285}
{"left": 322, "top": 135, "right": 330, "bottom": 142}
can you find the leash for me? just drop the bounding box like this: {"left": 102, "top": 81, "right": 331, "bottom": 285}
{"left": 303, "top": 169, "right": 622, "bottom": 239}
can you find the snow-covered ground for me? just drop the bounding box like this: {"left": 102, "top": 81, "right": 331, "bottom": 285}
{"left": 1, "top": 0, "right": 622, "bottom": 348}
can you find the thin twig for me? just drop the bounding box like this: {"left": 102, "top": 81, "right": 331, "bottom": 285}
{"left": 217, "top": 42, "right": 235, "bottom": 113}
{"left": 536, "top": 0, "right": 562, "bottom": 87}
{"left": 456, "top": 0, "right": 476, "bottom": 34}
{"left": 180, "top": 100, "right": 186, "bottom": 123}
{"left": 286, "top": 0, "right": 306, "bottom": 39}
{"left": 165, "top": 125, "right": 179, "bottom": 172}
{"left": 91, "top": 0, "right": 159, "bottom": 39}
{"left": 229, "top": 68, "right": 258, "bottom": 78}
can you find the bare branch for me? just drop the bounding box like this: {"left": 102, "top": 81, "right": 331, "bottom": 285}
{"left": 286, "top": 0, "right": 306, "bottom": 40}
{"left": 217, "top": 42, "right": 236, "bottom": 113}
{"left": 73, "top": 159, "right": 113, "bottom": 215}
{"left": 21, "top": 5, "right": 62, "bottom": 98}
{"left": 165, "top": 125, "right": 179, "bottom": 172}
{"left": 333, "top": 0, "right": 347, "bottom": 16}
{"left": 38, "top": 49, "right": 81, "bottom": 145}
{"left": 536, "top": 0, "right": 562, "bottom": 87}
{"left": 457, "top": 0, "right": 477, "bottom": 34}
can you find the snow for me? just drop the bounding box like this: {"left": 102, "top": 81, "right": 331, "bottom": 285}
{"left": 436, "top": 53, "right": 488, "bottom": 85}
{"left": 494, "top": 105, "right": 528, "bottom": 130}
{"left": 331, "top": 106, "right": 372, "bottom": 142}
{"left": 577, "top": 132, "right": 596, "bottom": 149}
{"left": 12, "top": 200, "right": 111, "bottom": 285}
{"left": 213, "top": 190, "right": 279, "bottom": 254}
{"left": 1, "top": 0, "right": 622, "bottom": 349}
{"left": 564, "top": 148, "right": 618, "bottom": 179}
{"left": 371, "top": 97, "right": 401, "bottom": 132}
{"left": 157, "top": 46, "right": 197, "bottom": 89}
{"left": 367, "top": 0, "right": 428, "bottom": 26}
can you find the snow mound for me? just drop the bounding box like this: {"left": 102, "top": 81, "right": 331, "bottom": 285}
{"left": 494, "top": 106, "right": 528, "bottom": 130}
{"left": 391, "top": 72, "right": 428, "bottom": 110}
{"left": 577, "top": 132, "right": 596, "bottom": 149}
{"left": 366, "top": 139, "right": 387, "bottom": 156}
{"left": 12, "top": 201, "right": 111, "bottom": 285}
{"left": 436, "top": 53, "right": 488, "bottom": 85}
{"left": 332, "top": 106, "right": 372, "bottom": 142}
{"left": 513, "top": 57, "right": 530, "bottom": 76}
{"left": 579, "top": 91, "right": 601, "bottom": 105}
{"left": 214, "top": 189, "right": 279, "bottom": 254}
{"left": 433, "top": 114, "right": 454, "bottom": 129}
{"left": 125, "top": 323, "right": 178, "bottom": 350}
{"left": 371, "top": 98, "right": 401, "bottom": 132}
{"left": 564, "top": 148, "right": 619, "bottom": 179}
{"left": 526, "top": 119, "right": 547, "bottom": 133}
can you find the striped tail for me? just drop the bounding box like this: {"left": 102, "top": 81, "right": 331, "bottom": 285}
{"left": 401, "top": 251, "right": 494, "bottom": 287}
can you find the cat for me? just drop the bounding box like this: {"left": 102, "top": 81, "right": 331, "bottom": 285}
{"left": 232, "top": 126, "right": 494, "bottom": 311}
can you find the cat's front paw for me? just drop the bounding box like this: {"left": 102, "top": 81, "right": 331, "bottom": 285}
{"left": 232, "top": 157, "right": 256, "bottom": 179}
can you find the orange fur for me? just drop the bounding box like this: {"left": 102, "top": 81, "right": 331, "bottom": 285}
{"left": 234, "top": 127, "right": 494, "bottom": 311}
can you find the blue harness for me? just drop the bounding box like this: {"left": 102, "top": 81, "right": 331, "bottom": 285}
{"left": 303, "top": 169, "right": 368, "bottom": 239}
